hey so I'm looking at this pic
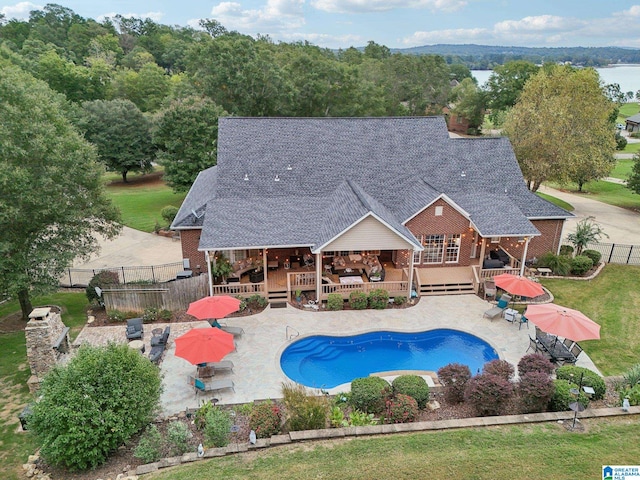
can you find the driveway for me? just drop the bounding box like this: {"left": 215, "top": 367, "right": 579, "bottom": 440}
{"left": 539, "top": 185, "right": 640, "bottom": 244}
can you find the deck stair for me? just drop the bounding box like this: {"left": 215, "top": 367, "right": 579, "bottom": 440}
{"left": 416, "top": 266, "right": 475, "bottom": 296}
{"left": 419, "top": 281, "right": 475, "bottom": 296}
{"left": 268, "top": 287, "right": 289, "bottom": 303}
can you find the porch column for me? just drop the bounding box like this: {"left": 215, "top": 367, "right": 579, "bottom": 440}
{"left": 407, "top": 249, "right": 415, "bottom": 300}
{"left": 205, "top": 250, "right": 213, "bottom": 296}
{"left": 519, "top": 237, "right": 531, "bottom": 276}
{"left": 263, "top": 248, "right": 269, "bottom": 297}
{"left": 478, "top": 238, "right": 487, "bottom": 268}
{"left": 315, "top": 252, "right": 322, "bottom": 302}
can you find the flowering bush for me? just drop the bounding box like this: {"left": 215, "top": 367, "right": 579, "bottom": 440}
{"left": 437, "top": 363, "right": 471, "bottom": 404}
{"left": 517, "top": 353, "right": 555, "bottom": 377}
{"left": 392, "top": 375, "right": 430, "bottom": 409}
{"left": 368, "top": 289, "right": 389, "bottom": 309}
{"left": 249, "top": 401, "right": 282, "bottom": 438}
{"left": 464, "top": 373, "right": 514, "bottom": 416}
{"left": 384, "top": 394, "right": 418, "bottom": 423}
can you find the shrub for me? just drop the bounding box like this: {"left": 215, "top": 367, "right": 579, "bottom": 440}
{"left": 247, "top": 294, "right": 268, "bottom": 309}
{"left": 384, "top": 393, "right": 419, "bottom": 423}
{"left": 464, "top": 373, "right": 514, "bottom": 416}
{"left": 161, "top": 205, "right": 179, "bottom": 225}
{"left": 28, "top": 344, "right": 162, "bottom": 471}
{"left": 556, "top": 365, "right": 606, "bottom": 400}
{"left": 559, "top": 245, "right": 574, "bottom": 256}
{"left": 570, "top": 255, "right": 593, "bottom": 276}
{"left": 582, "top": 249, "right": 602, "bottom": 266}
{"left": 86, "top": 270, "right": 119, "bottom": 305}
{"left": 350, "top": 376, "right": 390, "bottom": 414}
{"left": 249, "top": 401, "right": 282, "bottom": 438}
{"left": 437, "top": 363, "right": 472, "bottom": 404}
{"left": 134, "top": 425, "right": 162, "bottom": 463}
{"left": 106, "top": 310, "right": 125, "bottom": 323}
{"left": 483, "top": 359, "right": 515, "bottom": 381}
{"left": 349, "top": 291, "right": 368, "bottom": 310}
{"left": 549, "top": 379, "right": 590, "bottom": 411}
{"left": 330, "top": 406, "right": 346, "bottom": 427}
{"left": 394, "top": 296, "right": 407, "bottom": 306}
{"left": 538, "top": 252, "right": 571, "bottom": 275}
{"left": 392, "top": 375, "right": 430, "bottom": 409}
{"left": 142, "top": 307, "right": 159, "bottom": 323}
{"left": 619, "top": 385, "right": 640, "bottom": 406}
{"left": 517, "top": 353, "right": 555, "bottom": 377}
{"left": 235, "top": 295, "right": 248, "bottom": 312}
{"left": 281, "top": 382, "right": 329, "bottom": 431}
{"left": 167, "top": 421, "right": 192, "bottom": 456}
{"left": 622, "top": 363, "right": 640, "bottom": 388}
{"left": 368, "top": 288, "right": 389, "bottom": 309}
{"left": 193, "top": 401, "right": 214, "bottom": 431}
{"left": 616, "top": 132, "right": 628, "bottom": 150}
{"left": 203, "top": 407, "right": 232, "bottom": 447}
{"left": 347, "top": 409, "right": 378, "bottom": 426}
{"left": 519, "top": 372, "right": 555, "bottom": 413}
{"left": 326, "top": 293, "right": 343, "bottom": 311}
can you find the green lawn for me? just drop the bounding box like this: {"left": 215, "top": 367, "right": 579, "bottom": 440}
{"left": 611, "top": 159, "right": 632, "bottom": 180}
{"left": 104, "top": 171, "right": 186, "bottom": 232}
{"left": 622, "top": 141, "right": 640, "bottom": 154}
{"left": 148, "top": 418, "right": 640, "bottom": 480}
{"left": 618, "top": 102, "right": 639, "bottom": 121}
{"left": 548, "top": 179, "right": 640, "bottom": 211}
{"left": 0, "top": 292, "right": 90, "bottom": 480}
{"left": 541, "top": 264, "right": 640, "bottom": 375}
{"left": 535, "top": 192, "right": 574, "bottom": 211}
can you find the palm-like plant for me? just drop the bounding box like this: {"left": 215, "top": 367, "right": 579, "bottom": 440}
{"left": 567, "top": 216, "right": 608, "bottom": 255}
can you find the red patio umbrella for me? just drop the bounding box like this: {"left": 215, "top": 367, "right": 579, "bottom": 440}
{"left": 174, "top": 328, "right": 235, "bottom": 364}
{"left": 493, "top": 273, "right": 545, "bottom": 298}
{"left": 525, "top": 303, "right": 601, "bottom": 341}
{"left": 187, "top": 295, "right": 241, "bottom": 320}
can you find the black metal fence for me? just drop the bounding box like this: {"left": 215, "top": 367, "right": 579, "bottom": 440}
{"left": 59, "top": 261, "right": 185, "bottom": 288}
{"left": 586, "top": 242, "right": 640, "bottom": 266}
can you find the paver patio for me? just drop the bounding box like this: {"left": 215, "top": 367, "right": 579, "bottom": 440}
{"left": 73, "top": 294, "right": 599, "bottom": 418}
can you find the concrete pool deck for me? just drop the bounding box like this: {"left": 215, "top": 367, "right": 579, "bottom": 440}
{"left": 73, "top": 294, "right": 599, "bottom": 418}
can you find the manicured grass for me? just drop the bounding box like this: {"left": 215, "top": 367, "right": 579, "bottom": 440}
{"left": 105, "top": 172, "right": 186, "bottom": 232}
{"left": 541, "top": 264, "right": 640, "bottom": 375}
{"left": 611, "top": 159, "right": 633, "bottom": 180}
{"left": 535, "top": 192, "right": 574, "bottom": 212}
{"left": 148, "top": 418, "right": 640, "bottom": 480}
{"left": 548, "top": 179, "right": 640, "bottom": 211}
{"left": 622, "top": 141, "right": 640, "bottom": 154}
{"left": 618, "top": 102, "right": 639, "bottom": 121}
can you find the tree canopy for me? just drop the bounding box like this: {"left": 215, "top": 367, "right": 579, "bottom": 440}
{"left": 484, "top": 60, "right": 539, "bottom": 125}
{"left": 0, "top": 65, "right": 120, "bottom": 318}
{"left": 503, "top": 65, "right": 616, "bottom": 192}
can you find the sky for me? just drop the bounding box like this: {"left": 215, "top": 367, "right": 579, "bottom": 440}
{"left": 2, "top": 0, "right": 640, "bottom": 50}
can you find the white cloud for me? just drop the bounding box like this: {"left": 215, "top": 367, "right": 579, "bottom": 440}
{"left": 402, "top": 27, "right": 488, "bottom": 45}
{"left": 614, "top": 5, "right": 640, "bottom": 17}
{"left": 279, "top": 31, "right": 363, "bottom": 48}
{"left": 310, "top": 0, "right": 466, "bottom": 14}
{"left": 208, "top": 0, "right": 305, "bottom": 32}
{"left": 97, "top": 11, "right": 165, "bottom": 24}
{"left": 493, "top": 15, "right": 578, "bottom": 34}
{"left": 1, "top": 2, "right": 42, "bottom": 19}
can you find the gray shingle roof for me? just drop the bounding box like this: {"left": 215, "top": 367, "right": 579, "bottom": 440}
{"left": 183, "top": 117, "right": 572, "bottom": 251}
{"left": 626, "top": 113, "right": 640, "bottom": 124}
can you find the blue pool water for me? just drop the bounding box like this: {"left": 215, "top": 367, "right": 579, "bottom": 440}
{"left": 280, "top": 329, "right": 499, "bottom": 388}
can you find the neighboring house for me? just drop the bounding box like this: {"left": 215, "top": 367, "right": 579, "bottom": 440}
{"left": 172, "top": 116, "right": 572, "bottom": 302}
{"left": 625, "top": 113, "right": 640, "bottom": 133}
{"left": 442, "top": 105, "right": 474, "bottom": 135}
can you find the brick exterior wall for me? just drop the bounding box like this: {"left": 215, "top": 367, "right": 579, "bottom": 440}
{"left": 494, "top": 219, "right": 566, "bottom": 262}
{"left": 405, "top": 199, "right": 475, "bottom": 268}
{"left": 180, "top": 229, "right": 207, "bottom": 273}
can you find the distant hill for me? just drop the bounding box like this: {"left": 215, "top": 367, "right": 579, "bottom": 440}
{"left": 388, "top": 44, "right": 640, "bottom": 68}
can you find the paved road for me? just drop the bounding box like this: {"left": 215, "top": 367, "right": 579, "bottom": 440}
{"left": 539, "top": 185, "right": 640, "bottom": 244}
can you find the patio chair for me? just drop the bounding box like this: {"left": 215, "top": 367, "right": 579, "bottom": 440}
{"left": 570, "top": 342, "right": 583, "bottom": 359}
{"left": 199, "top": 360, "right": 234, "bottom": 373}
{"left": 483, "top": 294, "right": 511, "bottom": 320}
{"left": 526, "top": 336, "right": 539, "bottom": 353}
{"left": 125, "top": 318, "right": 144, "bottom": 340}
{"left": 151, "top": 326, "right": 170, "bottom": 347}
{"left": 210, "top": 319, "right": 244, "bottom": 337}
{"left": 188, "top": 375, "right": 235, "bottom": 396}
{"left": 483, "top": 279, "right": 496, "bottom": 301}
{"left": 517, "top": 314, "right": 529, "bottom": 330}
{"left": 562, "top": 337, "right": 574, "bottom": 350}
{"left": 303, "top": 254, "right": 315, "bottom": 270}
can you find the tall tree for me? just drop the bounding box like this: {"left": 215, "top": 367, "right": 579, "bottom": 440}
{"left": 153, "top": 96, "right": 227, "bottom": 191}
{"left": 0, "top": 65, "right": 120, "bottom": 319}
{"left": 485, "top": 60, "right": 539, "bottom": 125}
{"left": 448, "top": 77, "right": 487, "bottom": 133}
{"left": 78, "top": 99, "right": 155, "bottom": 182}
{"left": 626, "top": 153, "right": 640, "bottom": 195}
{"left": 503, "top": 65, "right": 616, "bottom": 192}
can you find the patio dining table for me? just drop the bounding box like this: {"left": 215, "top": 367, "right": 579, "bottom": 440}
{"left": 536, "top": 332, "right": 575, "bottom": 363}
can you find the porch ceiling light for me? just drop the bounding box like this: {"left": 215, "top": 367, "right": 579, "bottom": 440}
{"left": 274, "top": 174, "right": 280, "bottom": 182}
{"left": 244, "top": 173, "right": 249, "bottom": 181}
{"left": 287, "top": 164, "right": 292, "bottom": 170}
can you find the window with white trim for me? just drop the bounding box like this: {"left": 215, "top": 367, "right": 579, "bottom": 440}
{"left": 445, "top": 234, "right": 461, "bottom": 263}
{"left": 413, "top": 235, "right": 423, "bottom": 263}
{"left": 423, "top": 234, "right": 444, "bottom": 264}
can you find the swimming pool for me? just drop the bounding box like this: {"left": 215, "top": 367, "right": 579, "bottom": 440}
{"left": 280, "top": 329, "right": 499, "bottom": 388}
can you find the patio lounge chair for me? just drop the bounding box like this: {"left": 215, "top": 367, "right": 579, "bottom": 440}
{"left": 125, "top": 318, "right": 144, "bottom": 340}
{"left": 196, "top": 361, "right": 235, "bottom": 377}
{"left": 483, "top": 294, "right": 511, "bottom": 319}
{"left": 149, "top": 326, "right": 170, "bottom": 364}
{"left": 210, "top": 319, "right": 244, "bottom": 337}
{"left": 483, "top": 279, "right": 496, "bottom": 301}
{"left": 188, "top": 375, "right": 235, "bottom": 396}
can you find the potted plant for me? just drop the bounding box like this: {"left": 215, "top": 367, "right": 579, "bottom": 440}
{"left": 295, "top": 289, "right": 302, "bottom": 303}
{"left": 370, "top": 271, "right": 382, "bottom": 282}
{"left": 212, "top": 253, "right": 233, "bottom": 284}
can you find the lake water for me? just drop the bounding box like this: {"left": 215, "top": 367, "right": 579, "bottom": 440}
{"left": 472, "top": 64, "right": 640, "bottom": 96}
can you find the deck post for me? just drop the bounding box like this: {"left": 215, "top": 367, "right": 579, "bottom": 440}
{"left": 263, "top": 248, "right": 269, "bottom": 298}
{"left": 519, "top": 237, "right": 531, "bottom": 277}
{"left": 315, "top": 252, "right": 322, "bottom": 303}
{"left": 407, "top": 250, "right": 415, "bottom": 299}
{"left": 205, "top": 250, "right": 213, "bottom": 297}
{"left": 478, "top": 238, "right": 487, "bottom": 271}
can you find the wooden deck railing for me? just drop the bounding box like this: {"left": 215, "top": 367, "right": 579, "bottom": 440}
{"left": 321, "top": 280, "right": 408, "bottom": 300}
{"left": 287, "top": 272, "right": 316, "bottom": 291}
{"left": 210, "top": 282, "right": 265, "bottom": 297}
